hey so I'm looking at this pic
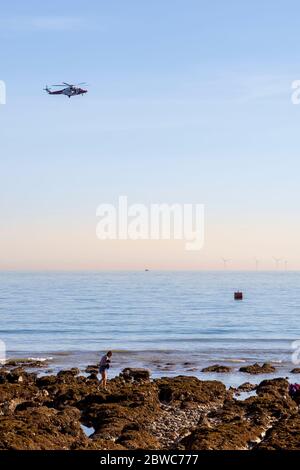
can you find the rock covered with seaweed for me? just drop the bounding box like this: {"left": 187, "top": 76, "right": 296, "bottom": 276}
{"left": 0, "top": 364, "right": 299, "bottom": 450}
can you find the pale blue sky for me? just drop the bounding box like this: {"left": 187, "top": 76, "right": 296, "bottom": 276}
{"left": 1, "top": 0, "right": 300, "bottom": 269}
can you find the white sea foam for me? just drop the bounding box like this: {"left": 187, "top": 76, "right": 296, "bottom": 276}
{"left": 226, "top": 359, "right": 247, "bottom": 363}
{"left": 28, "top": 357, "right": 53, "bottom": 362}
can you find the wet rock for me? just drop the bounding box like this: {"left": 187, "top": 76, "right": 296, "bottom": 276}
{"left": 87, "top": 403, "right": 130, "bottom": 439}
{"left": 0, "top": 406, "right": 90, "bottom": 450}
{"left": 120, "top": 368, "right": 150, "bottom": 383}
{"left": 82, "top": 380, "right": 162, "bottom": 449}
{"left": 179, "top": 399, "right": 271, "bottom": 449}
{"left": 257, "top": 414, "right": 300, "bottom": 450}
{"left": 36, "top": 375, "right": 58, "bottom": 388}
{"left": 57, "top": 369, "right": 80, "bottom": 383}
{"left": 290, "top": 368, "right": 300, "bottom": 374}
{"left": 1, "top": 368, "right": 299, "bottom": 450}
{"left": 237, "top": 382, "right": 256, "bottom": 392}
{"left": 156, "top": 376, "right": 227, "bottom": 407}
{"left": 4, "top": 358, "right": 49, "bottom": 368}
{"left": 176, "top": 376, "right": 298, "bottom": 451}
{"left": 116, "top": 429, "right": 160, "bottom": 450}
{"left": 256, "top": 378, "right": 290, "bottom": 401}
{"left": 0, "top": 380, "right": 39, "bottom": 409}
{"left": 239, "top": 363, "right": 276, "bottom": 374}
{"left": 180, "top": 420, "right": 264, "bottom": 450}
{"left": 7, "top": 368, "right": 37, "bottom": 385}
{"left": 85, "top": 365, "right": 98, "bottom": 374}
{"left": 242, "top": 381, "right": 297, "bottom": 432}
{"left": 201, "top": 365, "right": 232, "bottom": 373}
{"left": 87, "top": 373, "right": 99, "bottom": 382}
{"left": 91, "top": 402, "right": 152, "bottom": 444}
{"left": 49, "top": 381, "right": 98, "bottom": 410}
{"left": 2, "top": 398, "right": 26, "bottom": 414}
{"left": 0, "top": 369, "right": 9, "bottom": 384}
{"left": 0, "top": 370, "right": 128, "bottom": 449}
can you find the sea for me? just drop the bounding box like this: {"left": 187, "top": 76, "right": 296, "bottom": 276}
{"left": 0, "top": 271, "right": 299, "bottom": 388}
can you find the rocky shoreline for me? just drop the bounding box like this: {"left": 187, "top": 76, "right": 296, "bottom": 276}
{"left": 0, "top": 361, "right": 300, "bottom": 450}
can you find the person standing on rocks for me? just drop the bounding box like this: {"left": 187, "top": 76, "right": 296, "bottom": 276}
{"left": 98, "top": 351, "right": 112, "bottom": 390}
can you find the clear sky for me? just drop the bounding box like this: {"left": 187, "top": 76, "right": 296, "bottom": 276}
{"left": 0, "top": 0, "right": 300, "bottom": 270}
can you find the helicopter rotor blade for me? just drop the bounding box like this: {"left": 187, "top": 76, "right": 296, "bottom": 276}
{"left": 50, "top": 82, "right": 88, "bottom": 89}
{"left": 62, "top": 82, "right": 87, "bottom": 87}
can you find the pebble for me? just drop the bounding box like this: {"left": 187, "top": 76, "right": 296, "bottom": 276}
{"left": 147, "top": 402, "right": 212, "bottom": 448}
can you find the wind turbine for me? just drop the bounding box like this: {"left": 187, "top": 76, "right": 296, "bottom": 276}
{"left": 221, "top": 257, "right": 231, "bottom": 270}
{"left": 273, "top": 257, "right": 282, "bottom": 270}
{"left": 254, "top": 257, "right": 260, "bottom": 271}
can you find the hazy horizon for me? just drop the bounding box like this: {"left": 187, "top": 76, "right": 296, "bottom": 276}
{"left": 0, "top": 268, "right": 297, "bottom": 273}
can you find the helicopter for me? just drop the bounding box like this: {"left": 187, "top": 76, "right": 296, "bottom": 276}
{"left": 44, "top": 82, "right": 88, "bottom": 98}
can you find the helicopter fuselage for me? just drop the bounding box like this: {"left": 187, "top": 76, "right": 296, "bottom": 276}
{"left": 45, "top": 86, "right": 87, "bottom": 97}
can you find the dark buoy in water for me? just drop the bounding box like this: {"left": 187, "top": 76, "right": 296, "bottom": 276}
{"left": 234, "top": 291, "right": 243, "bottom": 300}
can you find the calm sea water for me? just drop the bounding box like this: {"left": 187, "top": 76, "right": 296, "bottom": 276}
{"left": 0, "top": 271, "right": 299, "bottom": 386}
